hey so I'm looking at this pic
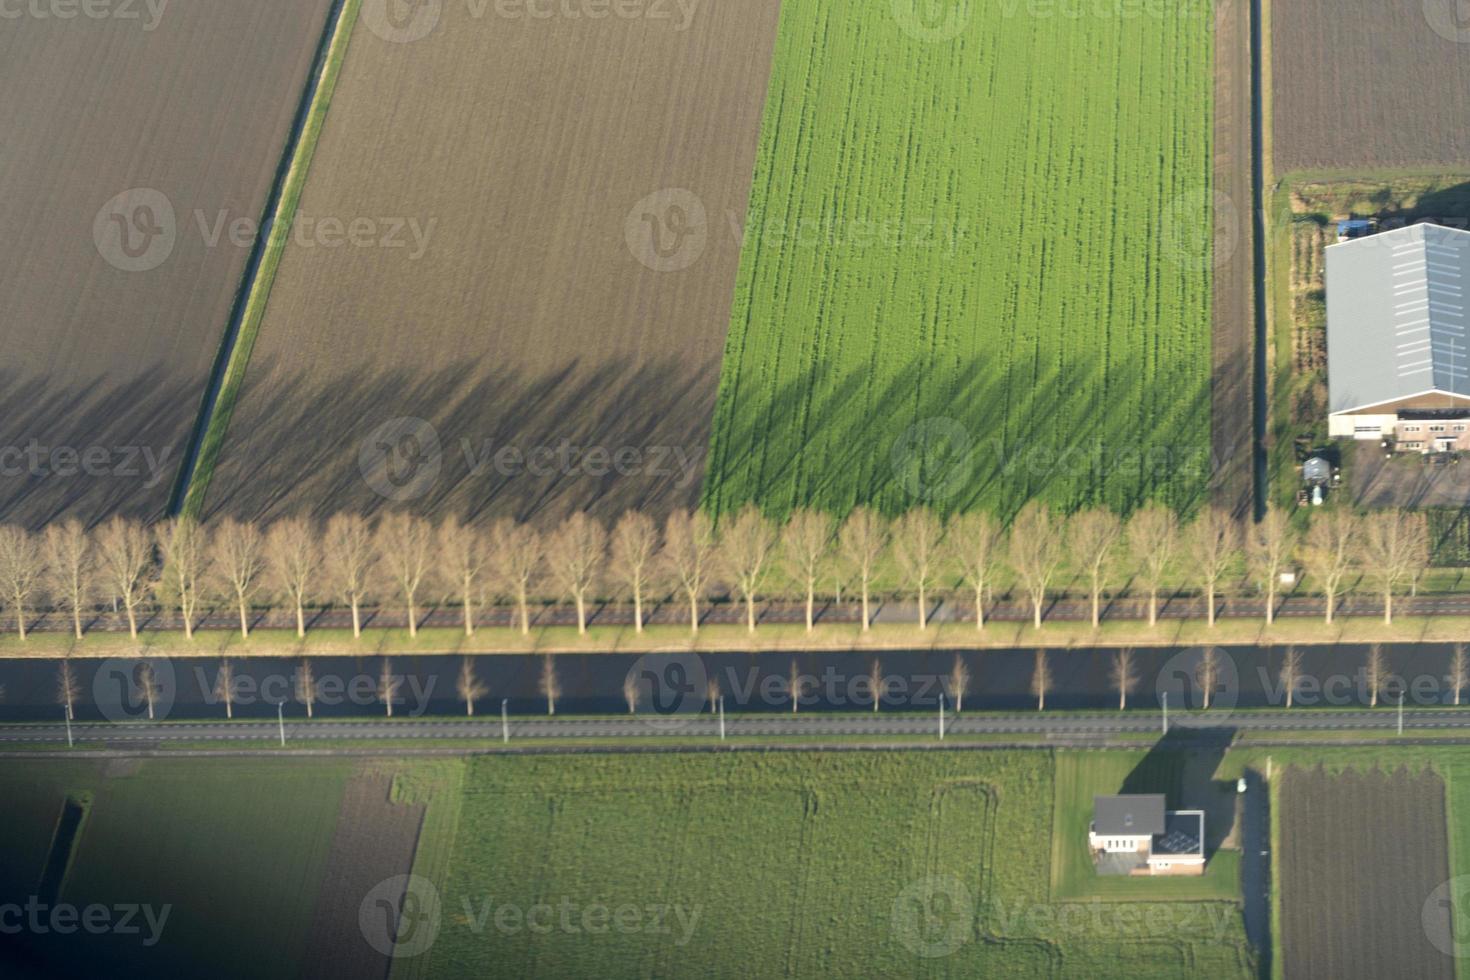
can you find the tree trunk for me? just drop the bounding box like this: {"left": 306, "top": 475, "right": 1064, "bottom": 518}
{"left": 1033, "top": 595, "right": 1043, "bottom": 630}
{"left": 975, "top": 584, "right": 985, "bottom": 630}
{"left": 238, "top": 596, "right": 249, "bottom": 639}
{"left": 15, "top": 604, "right": 25, "bottom": 640}
{"left": 861, "top": 581, "right": 870, "bottom": 631}
{"left": 463, "top": 587, "right": 474, "bottom": 637}
{"left": 126, "top": 603, "right": 138, "bottom": 640}
{"left": 183, "top": 600, "right": 194, "bottom": 641}
{"left": 917, "top": 584, "right": 927, "bottom": 630}
{"left": 1207, "top": 588, "right": 1216, "bottom": 628}
{"left": 1091, "top": 574, "right": 1101, "bottom": 628}
{"left": 806, "top": 581, "right": 814, "bottom": 632}
{"left": 1266, "top": 583, "right": 1276, "bottom": 626}
{"left": 465, "top": 698, "right": 473, "bottom": 717}
{"left": 688, "top": 589, "right": 699, "bottom": 633}
{"left": 407, "top": 593, "right": 418, "bottom": 638}
{"left": 72, "top": 605, "right": 82, "bottom": 640}
{"left": 746, "top": 593, "right": 756, "bottom": 633}
{"left": 634, "top": 586, "right": 644, "bottom": 633}
{"left": 296, "top": 599, "right": 306, "bottom": 639}
{"left": 1325, "top": 591, "right": 1335, "bottom": 625}
{"left": 306, "top": 700, "right": 313, "bottom": 719}
{"left": 351, "top": 598, "right": 362, "bottom": 638}
{"left": 1148, "top": 591, "right": 1158, "bottom": 627}
{"left": 518, "top": 587, "right": 530, "bottom": 635}
{"left": 225, "top": 699, "right": 233, "bottom": 720}
{"left": 576, "top": 593, "right": 587, "bottom": 635}
{"left": 1384, "top": 589, "right": 1393, "bottom": 626}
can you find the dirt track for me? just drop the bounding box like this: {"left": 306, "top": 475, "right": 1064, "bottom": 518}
{"left": 205, "top": 2, "right": 783, "bottom": 526}
{"left": 1211, "top": 0, "right": 1255, "bottom": 519}
{"left": 0, "top": 0, "right": 334, "bottom": 527}
{"left": 1272, "top": 0, "right": 1470, "bottom": 172}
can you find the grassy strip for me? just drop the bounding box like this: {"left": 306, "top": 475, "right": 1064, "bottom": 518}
{"left": 10, "top": 614, "right": 1470, "bottom": 659}
{"left": 180, "top": 0, "right": 362, "bottom": 518}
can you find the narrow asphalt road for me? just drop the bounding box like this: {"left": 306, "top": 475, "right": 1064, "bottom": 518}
{"left": 2, "top": 708, "right": 1464, "bottom": 745}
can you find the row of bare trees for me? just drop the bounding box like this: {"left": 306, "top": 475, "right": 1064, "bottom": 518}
{"left": 0, "top": 503, "right": 1432, "bottom": 641}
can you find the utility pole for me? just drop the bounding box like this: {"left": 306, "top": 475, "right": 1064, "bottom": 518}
{"left": 64, "top": 705, "right": 72, "bottom": 749}
{"left": 939, "top": 693, "right": 946, "bottom": 741}
{"left": 718, "top": 696, "right": 725, "bottom": 741}
{"left": 1398, "top": 693, "right": 1404, "bottom": 736}
{"left": 277, "top": 701, "right": 286, "bottom": 748}
{"left": 501, "top": 698, "right": 509, "bottom": 744}
{"left": 1162, "top": 691, "right": 1169, "bottom": 735}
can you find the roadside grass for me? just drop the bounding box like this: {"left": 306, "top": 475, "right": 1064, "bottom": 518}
{"left": 1050, "top": 751, "right": 1242, "bottom": 903}
{"left": 180, "top": 0, "right": 363, "bottom": 519}
{"left": 424, "top": 751, "right": 1252, "bottom": 978}
{"left": 0, "top": 758, "right": 351, "bottom": 978}
{"left": 9, "top": 613, "right": 1470, "bottom": 659}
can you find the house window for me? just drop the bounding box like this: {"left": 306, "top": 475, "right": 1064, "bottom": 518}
{"left": 1456, "top": 425, "right": 1466, "bottom": 432}
{"left": 1431, "top": 425, "right": 1448, "bottom": 432}
{"left": 1404, "top": 425, "right": 1422, "bottom": 432}
{"left": 1401, "top": 442, "right": 1424, "bottom": 450}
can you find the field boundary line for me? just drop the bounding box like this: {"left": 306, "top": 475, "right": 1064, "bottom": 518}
{"left": 174, "top": 0, "right": 363, "bottom": 519}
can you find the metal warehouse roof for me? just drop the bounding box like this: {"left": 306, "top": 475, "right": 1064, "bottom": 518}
{"left": 1327, "top": 223, "right": 1470, "bottom": 415}
{"left": 1092, "top": 794, "right": 1165, "bottom": 836}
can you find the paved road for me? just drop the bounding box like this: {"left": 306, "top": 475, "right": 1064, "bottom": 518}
{"left": 2, "top": 708, "right": 1465, "bottom": 746}
{"left": 26, "top": 592, "right": 1470, "bottom": 638}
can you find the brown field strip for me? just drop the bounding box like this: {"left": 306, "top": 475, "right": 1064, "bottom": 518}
{"left": 203, "top": 2, "right": 783, "bottom": 526}
{"left": 0, "top": 0, "right": 335, "bottom": 526}
{"left": 1272, "top": 0, "right": 1470, "bottom": 173}
{"left": 1278, "top": 766, "right": 1455, "bottom": 980}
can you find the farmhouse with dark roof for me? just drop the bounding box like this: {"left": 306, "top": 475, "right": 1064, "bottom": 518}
{"left": 1088, "top": 794, "right": 1205, "bottom": 876}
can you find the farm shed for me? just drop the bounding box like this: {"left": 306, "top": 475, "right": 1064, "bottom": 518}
{"left": 1327, "top": 223, "right": 1470, "bottom": 450}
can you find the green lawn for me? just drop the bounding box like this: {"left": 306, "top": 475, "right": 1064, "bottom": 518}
{"left": 0, "top": 759, "right": 352, "bottom": 979}
{"left": 704, "top": 0, "right": 1213, "bottom": 519}
{"left": 1051, "top": 751, "right": 1242, "bottom": 902}
{"left": 420, "top": 751, "right": 1252, "bottom": 979}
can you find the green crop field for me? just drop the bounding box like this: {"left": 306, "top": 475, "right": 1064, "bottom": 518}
{"left": 422, "top": 751, "right": 1252, "bottom": 978}
{"left": 704, "top": 1, "right": 1214, "bottom": 519}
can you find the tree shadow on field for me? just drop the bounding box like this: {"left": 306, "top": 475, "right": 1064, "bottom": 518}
{"left": 203, "top": 352, "right": 722, "bottom": 527}
{"left": 0, "top": 365, "right": 200, "bottom": 529}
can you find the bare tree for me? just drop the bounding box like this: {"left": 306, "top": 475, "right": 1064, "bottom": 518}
{"left": 1358, "top": 510, "right": 1429, "bottom": 625}
{"left": 0, "top": 526, "right": 42, "bottom": 640}
{"left": 622, "top": 671, "right": 639, "bottom": 715}
{"left": 296, "top": 659, "right": 317, "bottom": 719}
{"left": 1365, "top": 644, "right": 1389, "bottom": 708}
{"left": 947, "top": 654, "right": 971, "bottom": 713}
{"left": 1069, "top": 507, "right": 1122, "bottom": 629}
{"left": 1302, "top": 510, "right": 1358, "bottom": 624}
{"left": 324, "top": 513, "right": 376, "bottom": 638}
{"left": 155, "top": 518, "right": 208, "bottom": 640}
{"left": 1188, "top": 507, "right": 1239, "bottom": 627}
{"left": 722, "top": 504, "right": 777, "bottom": 633}
{"left": 437, "top": 516, "right": 488, "bottom": 638}
{"left": 378, "top": 658, "right": 401, "bottom": 717}
{"left": 1453, "top": 643, "right": 1468, "bottom": 708}
{"left": 137, "top": 662, "right": 159, "bottom": 720}
{"left": 376, "top": 513, "right": 433, "bottom": 638}
{"left": 457, "top": 657, "right": 487, "bottom": 717}
{"left": 215, "top": 659, "right": 237, "bottom": 719}
{"left": 1280, "top": 647, "right": 1302, "bottom": 709}
{"left": 490, "top": 519, "right": 543, "bottom": 635}
{"left": 839, "top": 508, "right": 888, "bottom": 631}
{"left": 706, "top": 675, "right": 721, "bottom": 713}
{"left": 868, "top": 658, "right": 888, "bottom": 712}
{"left": 265, "top": 518, "right": 320, "bottom": 638}
{"left": 1248, "top": 505, "right": 1297, "bottom": 626}
{"left": 663, "top": 509, "right": 717, "bottom": 633}
{"left": 893, "top": 508, "right": 943, "bottom": 629}
{"left": 787, "top": 660, "right": 811, "bottom": 714}
{"left": 1031, "top": 649, "right": 1050, "bottom": 711}
{"left": 1198, "top": 647, "right": 1220, "bottom": 710}
{"left": 782, "top": 509, "right": 832, "bottom": 632}
{"left": 610, "top": 511, "right": 659, "bottom": 633}
{"left": 95, "top": 516, "right": 153, "bottom": 640}
{"left": 1110, "top": 648, "right": 1137, "bottom": 711}
{"left": 1009, "top": 502, "right": 1065, "bottom": 629}
{"left": 210, "top": 518, "right": 265, "bottom": 639}
{"left": 540, "top": 655, "right": 560, "bottom": 716}
{"left": 57, "top": 660, "right": 79, "bottom": 720}
{"left": 546, "top": 512, "right": 608, "bottom": 635}
{"left": 43, "top": 520, "right": 92, "bottom": 640}
{"left": 947, "top": 512, "right": 1003, "bottom": 630}
{"left": 1127, "top": 504, "right": 1178, "bottom": 627}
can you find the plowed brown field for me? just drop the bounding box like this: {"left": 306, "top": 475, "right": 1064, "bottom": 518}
{"left": 1273, "top": 0, "right": 1470, "bottom": 173}
{"left": 204, "top": 1, "right": 783, "bottom": 525}
{"left": 0, "top": 0, "right": 334, "bottom": 526}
